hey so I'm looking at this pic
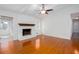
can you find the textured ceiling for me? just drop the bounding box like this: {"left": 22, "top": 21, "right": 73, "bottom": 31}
{"left": 0, "top": 4, "right": 59, "bottom": 19}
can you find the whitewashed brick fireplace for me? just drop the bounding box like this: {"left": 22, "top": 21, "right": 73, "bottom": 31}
{"left": 17, "top": 23, "right": 37, "bottom": 40}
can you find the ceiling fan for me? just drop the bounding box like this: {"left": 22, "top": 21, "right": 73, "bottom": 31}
{"left": 40, "top": 4, "right": 53, "bottom": 15}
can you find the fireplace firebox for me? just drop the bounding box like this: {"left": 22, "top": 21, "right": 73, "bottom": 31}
{"left": 22, "top": 29, "right": 31, "bottom": 36}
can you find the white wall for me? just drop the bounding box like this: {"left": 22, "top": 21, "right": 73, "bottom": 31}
{"left": 42, "top": 5, "right": 79, "bottom": 39}
{"left": 0, "top": 10, "right": 40, "bottom": 40}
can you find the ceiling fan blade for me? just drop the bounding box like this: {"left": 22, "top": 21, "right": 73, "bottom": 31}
{"left": 46, "top": 9, "right": 53, "bottom": 11}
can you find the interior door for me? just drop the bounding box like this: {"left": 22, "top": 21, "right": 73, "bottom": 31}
{"left": 72, "top": 20, "right": 79, "bottom": 38}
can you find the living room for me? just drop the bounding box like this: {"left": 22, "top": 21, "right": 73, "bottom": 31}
{"left": 0, "top": 4, "right": 79, "bottom": 54}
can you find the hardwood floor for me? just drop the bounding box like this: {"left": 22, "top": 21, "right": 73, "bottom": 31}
{"left": 0, "top": 35, "right": 79, "bottom": 54}
{"left": 71, "top": 33, "right": 79, "bottom": 53}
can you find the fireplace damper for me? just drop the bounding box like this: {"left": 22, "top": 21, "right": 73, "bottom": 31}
{"left": 22, "top": 29, "right": 31, "bottom": 36}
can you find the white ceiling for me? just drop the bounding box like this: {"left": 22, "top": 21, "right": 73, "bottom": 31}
{"left": 0, "top": 4, "right": 59, "bottom": 19}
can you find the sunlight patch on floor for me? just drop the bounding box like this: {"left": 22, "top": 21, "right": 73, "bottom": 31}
{"left": 74, "top": 49, "right": 79, "bottom": 54}
{"left": 35, "top": 38, "right": 40, "bottom": 49}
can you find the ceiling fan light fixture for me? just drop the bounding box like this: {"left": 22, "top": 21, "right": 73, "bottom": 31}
{"left": 40, "top": 10, "right": 48, "bottom": 15}
{"left": 40, "top": 10, "right": 46, "bottom": 14}
{"left": 40, "top": 4, "right": 52, "bottom": 15}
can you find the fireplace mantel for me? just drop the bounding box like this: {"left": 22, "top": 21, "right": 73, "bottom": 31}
{"left": 19, "top": 23, "right": 35, "bottom": 26}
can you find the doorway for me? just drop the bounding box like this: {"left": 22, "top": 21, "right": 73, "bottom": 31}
{"left": 71, "top": 13, "right": 79, "bottom": 51}
{"left": 72, "top": 19, "right": 79, "bottom": 38}
{"left": 0, "top": 16, "right": 13, "bottom": 53}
